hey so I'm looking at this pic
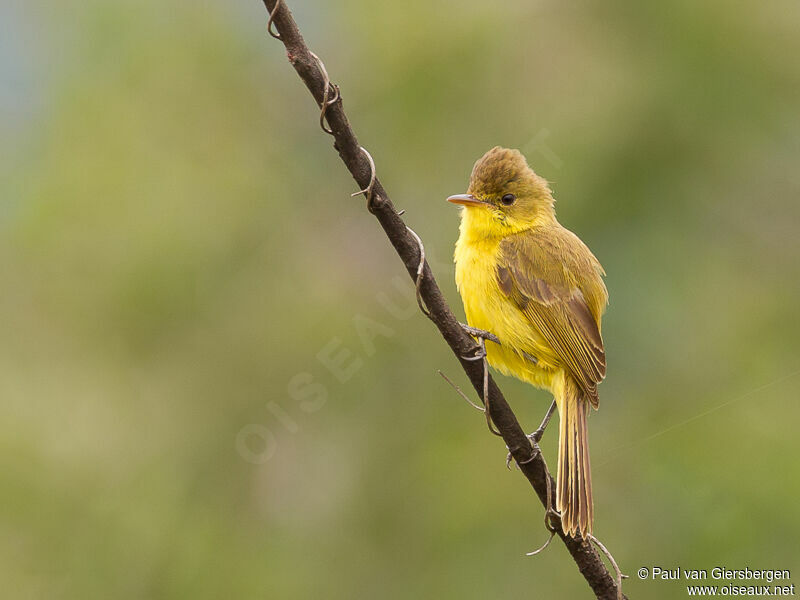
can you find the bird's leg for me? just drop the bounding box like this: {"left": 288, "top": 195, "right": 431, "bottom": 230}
{"left": 459, "top": 323, "right": 538, "bottom": 365}
{"left": 506, "top": 400, "right": 557, "bottom": 469}
{"left": 458, "top": 323, "right": 500, "bottom": 345}
{"left": 459, "top": 322, "right": 544, "bottom": 450}
{"left": 529, "top": 399, "right": 557, "bottom": 444}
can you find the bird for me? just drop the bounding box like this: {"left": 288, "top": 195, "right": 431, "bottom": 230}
{"left": 448, "top": 146, "right": 608, "bottom": 538}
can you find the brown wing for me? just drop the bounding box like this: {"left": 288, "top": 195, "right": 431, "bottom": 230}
{"left": 497, "top": 228, "right": 607, "bottom": 406}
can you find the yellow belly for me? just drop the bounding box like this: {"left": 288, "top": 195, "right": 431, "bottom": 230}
{"left": 454, "top": 234, "right": 560, "bottom": 392}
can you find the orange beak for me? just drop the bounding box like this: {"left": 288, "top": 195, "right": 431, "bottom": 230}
{"left": 446, "top": 194, "right": 487, "bottom": 208}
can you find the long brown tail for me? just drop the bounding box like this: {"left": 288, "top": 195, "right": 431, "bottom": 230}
{"left": 556, "top": 376, "right": 593, "bottom": 538}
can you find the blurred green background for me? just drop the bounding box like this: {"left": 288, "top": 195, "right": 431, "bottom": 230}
{"left": 2, "top": 0, "right": 799, "bottom": 598}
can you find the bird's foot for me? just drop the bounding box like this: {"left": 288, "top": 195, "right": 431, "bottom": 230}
{"left": 459, "top": 323, "right": 539, "bottom": 366}
{"left": 528, "top": 426, "right": 546, "bottom": 445}
{"left": 506, "top": 435, "right": 543, "bottom": 469}
{"left": 458, "top": 323, "right": 500, "bottom": 345}
{"left": 505, "top": 400, "right": 557, "bottom": 469}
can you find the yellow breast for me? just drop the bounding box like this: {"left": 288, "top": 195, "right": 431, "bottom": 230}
{"left": 454, "top": 225, "right": 558, "bottom": 391}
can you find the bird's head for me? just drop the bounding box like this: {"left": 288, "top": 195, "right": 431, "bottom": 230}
{"left": 448, "top": 146, "right": 554, "bottom": 237}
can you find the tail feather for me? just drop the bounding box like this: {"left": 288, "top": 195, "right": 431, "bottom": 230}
{"left": 557, "top": 377, "right": 593, "bottom": 538}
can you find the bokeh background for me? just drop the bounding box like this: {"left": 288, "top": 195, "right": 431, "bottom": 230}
{"left": 2, "top": 0, "right": 799, "bottom": 598}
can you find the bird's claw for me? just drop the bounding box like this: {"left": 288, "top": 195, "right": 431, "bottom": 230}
{"left": 528, "top": 427, "right": 545, "bottom": 445}
{"left": 506, "top": 435, "right": 542, "bottom": 469}
{"left": 459, "top": 323, "right": 500, "bottom": 345}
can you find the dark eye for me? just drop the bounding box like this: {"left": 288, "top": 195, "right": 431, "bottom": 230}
{"left": 501, "top": 193, "right": 516, "bottom": 206}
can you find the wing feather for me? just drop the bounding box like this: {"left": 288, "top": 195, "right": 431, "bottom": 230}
{"left": 497, "top": 229, "right": 607, "bottom": 406}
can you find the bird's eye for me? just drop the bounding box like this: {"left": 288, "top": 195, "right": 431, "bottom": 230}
{"left": 501, "top": 193, "right": 516, "bottom": 206}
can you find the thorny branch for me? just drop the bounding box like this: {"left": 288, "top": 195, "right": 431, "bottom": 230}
{"left": 259, "top": 2, "right": 627, "bottom": 598}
